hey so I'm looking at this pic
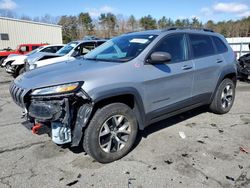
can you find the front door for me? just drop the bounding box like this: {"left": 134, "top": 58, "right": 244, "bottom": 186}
{"left": 143, "top": 33, "right": 194, "bottom": 117}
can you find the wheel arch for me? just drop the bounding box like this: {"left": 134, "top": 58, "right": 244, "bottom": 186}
{"left": 210, "top": 68, "right": 237, "bottom": 103}
{"left": 91, "top": 88, "right": 146, "bottom": 130}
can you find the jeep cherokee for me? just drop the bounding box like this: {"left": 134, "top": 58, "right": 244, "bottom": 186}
{"left": 10, "top": 28, "right": 237, "bottom": 163}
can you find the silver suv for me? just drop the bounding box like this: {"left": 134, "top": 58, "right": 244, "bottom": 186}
{"left": 10, "top": 28, "right": 237, "bottom": 163}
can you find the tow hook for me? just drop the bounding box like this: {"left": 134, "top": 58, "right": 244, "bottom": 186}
{"left": 32, "top": 123, "right": 50, "bottom": 135}
{"left": 32, "top": 123, "right": 42, "bottom": 134}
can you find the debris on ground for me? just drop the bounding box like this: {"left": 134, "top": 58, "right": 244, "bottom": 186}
{"left": 152, "top": 167, "right": 157, "bottom": 170}
{"left": 185, "top": 123, "right": 196, "bottom": 128}
{"left": 197, "top": 140, "right": 205, "bottom": 144}
{"left": 181, "top": 153, "right": 188, "bottom": 157}
{"left": 66, "top": 180, "right": 79, "bottom": 186}
{"left": 238, "top": 165, "right": 243, "bottom": 169}
{"left": 128, "top": 178, "right": 136, "bottom": 188}
{"left": 218, "top": 129, "right": 224, "bottom": 133}
{"left": 225, "top": 176, "right": 235, "bottom": 181}
{"left": 77, "top": 173, "right": 81, "bottom": 178}
{"left": 164, "top": 160, "right": 173, "bottom": 165}
{"left": 179, "top": 131, "right": 186, "bottom": 139}
{"left": 59, "top": 178, "right": 64, "bottom": 181}
{"left": 210, "top": 123, "right": 217, "bottom": 127}
{"left": 239, "top": 146, "right": 249, "bottom": 154}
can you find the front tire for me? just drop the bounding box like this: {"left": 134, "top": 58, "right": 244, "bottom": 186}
{"left": 83, "top": 103, "right": 138, "bottom": 163}
{"left": 13, "top": 67, "right": 25, "bottom": 78}
{"left": 210, "top": 78, "right": 235, "bottom": 114}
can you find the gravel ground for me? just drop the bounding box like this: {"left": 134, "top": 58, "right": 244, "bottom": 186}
{"left": 0, "top": 68, "right": 250, "bottom": 188}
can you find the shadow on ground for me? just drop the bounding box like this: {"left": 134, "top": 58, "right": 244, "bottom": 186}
{"left": 67, "top": 106, "right": 209, "bottom": 155}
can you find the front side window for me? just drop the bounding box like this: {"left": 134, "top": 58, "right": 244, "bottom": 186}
{"left": 212, "top": 36, "right": 228, "bottom": 54}
{"left": 27, "top": 46, "right": 43, "bottom": 56}
{"left": 189, "top": 34, "right": 215, "bottom": 58}
{"left": 56, "top": 42, "right": 79, "bottom": 55}
{"left": 152, "top": 34, "right": 187, "bottom": 63}
{"left": 85, "top": 34, "right": 157, "bottom": 62}
{"left": 78, "top": 42, "right": 96, "bottom": 55}
{"left": 41, "top": 46, "right": 61, "bottom": 53}
{"left": 20, "top": 45, "right": 29, "bottom": 52}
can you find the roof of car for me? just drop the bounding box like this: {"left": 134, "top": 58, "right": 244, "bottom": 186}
{"left": 74, "top": 39, "right": 108, "bottom": 43}
{"left": 125, "top": 27, "right": 217, "bottom": 36}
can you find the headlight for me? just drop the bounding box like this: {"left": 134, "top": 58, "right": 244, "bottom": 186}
{"left": 31, "top": 82, "right": 81, "bottom": 96}
{"left": 29, "top": 63, "right": 37, "bottom": 70}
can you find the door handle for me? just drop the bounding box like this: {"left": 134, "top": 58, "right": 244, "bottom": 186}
{"left": 182, "top": 65, "right": 193, "bottom": 70}
{"left": 216, "top": 60, "right": 223, "bottom": 64}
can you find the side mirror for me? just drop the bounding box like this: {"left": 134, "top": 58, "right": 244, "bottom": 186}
{"left": 149, "top": 52, "right": 171, "bottom": 64}
{"left": 71, "top": 50, "right": 81, "bottom": 57}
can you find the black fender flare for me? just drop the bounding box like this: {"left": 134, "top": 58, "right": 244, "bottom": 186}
{"left": 91, "top": 87, "right": 146, "bottom": 130}
{"left": 210, "top": 66, "right": 237, "bottom": 103}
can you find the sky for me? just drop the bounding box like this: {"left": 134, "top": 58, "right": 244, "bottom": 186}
{"left": 0, "top": 0, "right": 250, "bottom": 23}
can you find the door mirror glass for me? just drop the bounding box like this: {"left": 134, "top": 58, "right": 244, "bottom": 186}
{"left": 150, "top": 52, "right": 171, "bottom": 64}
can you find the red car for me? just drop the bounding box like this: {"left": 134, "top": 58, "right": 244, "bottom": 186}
{"left": 0, "top": 44, "right": 46, "bottom": 66}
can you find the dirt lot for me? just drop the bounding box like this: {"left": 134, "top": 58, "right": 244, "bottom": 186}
{"left": 0, "top": 68, "right": 250, "bottom": 188}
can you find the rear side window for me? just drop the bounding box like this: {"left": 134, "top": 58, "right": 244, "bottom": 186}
{"left": 97, "top": 41, "right": 106, "bottom": 46}
{"left": 32, "top": 46, "right": 40, "bottom": 50}
{"left": 212, "top": 36, "right": 228, "bottom": 54}
{"left": 41, "top": 46, "right": 62, "bottom": 53}
{"left": 153, "top": 34, "right": 187, "bottom": 63}
{"left": 189, "top": 34, "right": 215, "bottom": 58}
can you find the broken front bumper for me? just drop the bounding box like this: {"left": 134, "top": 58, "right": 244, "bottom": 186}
{"left": 10, "top": 82, "right": 93, "bottom": 147}
{"left": 5, "top": 64, "right": 15, "bottom": 74}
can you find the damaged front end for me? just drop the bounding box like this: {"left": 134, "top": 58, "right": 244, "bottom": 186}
{"left": 10, "top": 82, "right": 93, "bottom": 147}
{"left": 238, "top": 53, "right": 250, "bottom": 80}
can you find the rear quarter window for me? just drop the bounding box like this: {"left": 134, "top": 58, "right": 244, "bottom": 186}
{"left": 212, "top": 36, "right": 228, "bottom": 54}
{"left": 189, "top": 34, "right": 216, "bottom": 58}
{"left": 32, "top": 46, "right": 40, "bottom": 50}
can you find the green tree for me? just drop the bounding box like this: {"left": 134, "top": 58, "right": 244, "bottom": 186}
{"left": 99, "top": 13, "right": 117, "bottom": 38}
{"left": 191, "top": 17, "right": 202, "bottom": 28}
{"left": 158, "top": 16, "right": 168, "bottom": 29}
{"left": 78, "top": 12, "right": 94, "bottom": 34}
{"left": 58, "top": 15, "right": 78, "bottom": 43}
{"left": 128, "top": 15, "right": 136, "bottom": 31}
{"left": 140, "top": 15, "right": 157, "bottom": 30}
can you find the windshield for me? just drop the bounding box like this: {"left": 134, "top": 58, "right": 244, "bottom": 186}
{"left": 56, "top": 42, "right": 79, "bottom": 55}
{"left": 26, "top": 46, "right": 44, "bottom": 56}
{"left": 84, "top": 34, "right": 157, "bottom": 62}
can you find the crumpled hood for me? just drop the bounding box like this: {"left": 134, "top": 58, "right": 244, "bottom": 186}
{"left": 14, "top": 59, "right": 119, "bottom": 90}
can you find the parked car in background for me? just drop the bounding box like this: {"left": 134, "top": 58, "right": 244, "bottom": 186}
{"left": 2, "top": 45, "right": 64, "bottom": 77}
{"left": 10, "top": 28, "right": 237, "bottom": 163}
{"left": 26, "top": 40, "right": 106, "bottom": 71}
{"left": 237, "top": 53, "right": 250, "bottom": 81}
{"left": 0, "top": 43, "right": 46, "bottom": 66}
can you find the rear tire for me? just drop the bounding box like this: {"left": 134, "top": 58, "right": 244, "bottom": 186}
{"left": 209, "top": 78, "right": 235, "bottom": 114}
{"left": 83, "top": 103, "right": 138, "bottom": 163}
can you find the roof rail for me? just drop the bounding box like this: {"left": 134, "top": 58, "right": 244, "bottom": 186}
{"left": 162, "top": 27, "right": 214, "bottom": 33}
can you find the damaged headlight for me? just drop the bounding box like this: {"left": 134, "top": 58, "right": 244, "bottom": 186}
{"left": 31, "top": 82, "right": 81, "bottom": 96}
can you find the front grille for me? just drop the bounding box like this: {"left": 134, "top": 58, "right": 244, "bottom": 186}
{"left": 9, "top": 82, "right": 26, "bottom": 108}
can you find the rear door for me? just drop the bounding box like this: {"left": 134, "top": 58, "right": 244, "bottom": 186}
{"left": 143, "top": 33, "right": 195, "bottom": 115}
{"left": 188, "top": 34, "right": 225, "bottom": 100}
